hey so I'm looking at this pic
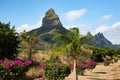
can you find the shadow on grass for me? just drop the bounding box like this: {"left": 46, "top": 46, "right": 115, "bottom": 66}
{"left": 94, "top": 72, "right": 107, "bottom": 74}
{"left": 88, "top": 78, "right": 107, "bottom": 80}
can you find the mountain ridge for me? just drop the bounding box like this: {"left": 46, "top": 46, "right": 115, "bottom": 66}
{"left": 85, "top": 32, "right": 119, "bottom": 48}
{"left": 28, "top": 8, "right": 120, "bottom": 49}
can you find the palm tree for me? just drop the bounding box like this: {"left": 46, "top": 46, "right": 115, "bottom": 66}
{"left": 53, "top": 27, "right": 85, "bottom": 80}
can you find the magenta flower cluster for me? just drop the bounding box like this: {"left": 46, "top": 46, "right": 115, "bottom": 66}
{"left": 40, "top": 63, "right": 45, "bottom": 68}
{"left": 0, "top": 60, "right": 3, "bottom": 63}
{"left": 37, "top": 78, "right": 44, "bottom": 80}
{"left": 37, "top": 63, "right": 45, "bottom": 80}
{"left": 70, "top": 61, "right": 96, "bottom": 71}
{"left": 0, "top": 59, "right": 32, "bottom": 69}
{"left": 70, "top": 63, "right": 86, "bottom": 71}
{"left": 85, "top": 61, "right": 96, "bottom": 69}
{"left": 0, "top": 59, "right": 32, "bottom": 79}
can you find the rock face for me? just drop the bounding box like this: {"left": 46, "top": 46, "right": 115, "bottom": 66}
{"left": 94, "top": 32, "right": 113, "bottom": 47}
{"left": 85, "top": 32, "right": 114, "bottom": 48}
{"left": 29, "top": 8, "right": 68, "bottom": 36}
{"left": 42, "top": 8, "right": 63, "bottom": 28}
{"left": 86, "top": 31, "right": 92, "bottom": 37}
{"left": 28, "top": 8, "right": 68, "bottom": 46}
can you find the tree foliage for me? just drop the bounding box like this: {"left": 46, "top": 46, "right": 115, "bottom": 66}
{"left": 0, "top": 22, "right": 19, "bottom": 59}
{"left": 53, "top": 27, "right": 85, "bottom": 58}
{"left": 20, "top": 31, "right": 39, "bottom": 60}
{"left": 90, "top": 46, "right": 120, "bottom": 62}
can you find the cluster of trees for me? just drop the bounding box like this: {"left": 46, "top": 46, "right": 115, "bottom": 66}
{"left": 91, "top": 46, "right": 120, "bottom": 62}
{"left": 0, "top": 22, "right": 39, "bottom": 60}
{"left": 0, "top": 22, "right": 19, "bottom": 59}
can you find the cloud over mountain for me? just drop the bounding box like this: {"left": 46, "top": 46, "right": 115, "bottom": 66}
{"left": 63, "top": 8, "right": 87, "bottom": 21}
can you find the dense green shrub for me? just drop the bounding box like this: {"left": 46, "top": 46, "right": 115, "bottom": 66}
{"left": 104, "top": 60, "right": 111, "bottom": 66}
{"left": 0, "top": 22, "right": 19, "bottom": 59}
{"left": 44, "top": 63, "right": 70, "bottom": 80}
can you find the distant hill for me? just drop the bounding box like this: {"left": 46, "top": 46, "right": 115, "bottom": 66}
{"left": 84, "top": 32, "right": 120, "bottom": 48}
{"left": 28, "top": 8, "right": 120, "bottom": 49}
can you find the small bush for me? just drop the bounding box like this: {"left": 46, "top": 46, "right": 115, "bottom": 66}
{"left": 104, "top": 60, "right": 111, "bottom": 66}
{"left": 44, "top": 63, "right": 70, "bottom": 80}
{"left": 85, "top": 61, "right": 96, "bottom": 71}
{"left": 113, "top": 57, "right": 119, "bottom": 63}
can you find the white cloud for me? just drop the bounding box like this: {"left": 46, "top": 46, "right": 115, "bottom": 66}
{"left": 95, "top": 21, "right": 120, "bottom": 33}
{"left": 63, "top": 8, "right": 87, "bottom": 21}
{"left": 111, "top": 22, "right": 120, "bottom": 30}
{"left": 95, "top": 25, "right": 109, "bottom": 33}
{"left": 95, "top": 21, "right": 120, "bottom": 44}
{"left": 16, "top": 18, "right": 42, "bottom": 33}
{"left": 65, "top": 24, "right": 94, "bottom": 35}
{"left": 99, "top": 14, "right": 112, "bottom": 24}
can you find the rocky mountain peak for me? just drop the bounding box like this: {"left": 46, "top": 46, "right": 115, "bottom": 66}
{"left": 86, "top": 31, "right": 92, "bottom": 37}
{"left": 94, "top": 32, "right": 104, "bottom": 39}
{"left": 42, "top": 8, "right": 63, "bottom": 28}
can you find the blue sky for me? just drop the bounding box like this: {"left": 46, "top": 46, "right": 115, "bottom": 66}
{"left": 0, "top": 0, "right": 120, "bottom": 44}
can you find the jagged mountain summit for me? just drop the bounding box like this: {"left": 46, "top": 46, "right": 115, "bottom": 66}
{"left": 29, "top": 8, "right": 68, "bottom": 44}
{"left": 42, "top": 8, "right": 63, "bottom": 28}
{"left": 86, "top": 31, "right": 92, "bottom": 37}
{"left": 85, "top": 32, "right": 116, "bottom": 48}
{"left": 29, "top": 8, "right": 68, "bottom": 36}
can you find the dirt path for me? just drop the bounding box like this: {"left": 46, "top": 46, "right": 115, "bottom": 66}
{"left": 65, "top": 60, "right": 120, "bottom": 80}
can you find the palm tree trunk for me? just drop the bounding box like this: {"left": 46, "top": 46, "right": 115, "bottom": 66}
{"left": 73, "top": 59, "right": 78, "bottom": 80}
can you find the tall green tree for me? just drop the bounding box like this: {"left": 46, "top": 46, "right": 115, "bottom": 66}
{"left": 53, "top": 27, "right": 85, "bottom": 80}
{"left": 0, "top": 22, "right": 19, "bottom": 59}
{"left": 20, "top": 31, "right": 39, "bottom": 60}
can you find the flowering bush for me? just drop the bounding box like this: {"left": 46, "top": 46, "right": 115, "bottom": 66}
{"left": 85, "top": 61, "right": 96, "bottom": 71}
{"left": 70, "top": 61, "right": 96, "bottom": 75}
{"left": 0, "top": 59, "right": 32, "bottom": 80}
{"left": 70, "top": 63, "right": 86, "bottom": 75}
{"left": 43, "top": 63, "right": 70, "bottom": 80}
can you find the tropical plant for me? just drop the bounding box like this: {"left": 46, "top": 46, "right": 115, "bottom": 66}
{"left": 20, "top": 31, "right": 39, "bottom": 60}
{"left": 53, "top": 27, "right": 85, "bottom": 80}
{"left": 0, "top": 22, "right": 19, "bottom": 59}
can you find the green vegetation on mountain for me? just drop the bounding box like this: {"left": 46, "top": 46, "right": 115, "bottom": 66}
{"left": 84, "top": 32, "right": 119, "bottom": 48}
{"left": 45, "top": 8, "right": 58, "bottom": 20}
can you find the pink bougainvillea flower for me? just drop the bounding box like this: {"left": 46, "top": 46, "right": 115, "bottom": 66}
{"left": 39, "top": 70, "right": 44, "bottom": 76}
{"left": 23, "top": 60, "right": 32, "bottom": 66}
{"left": 0, "top": 60, "right": 3, "bottom": 63}
{"left": 14, "top": 60, "right": 23, "bottom": 65}
{"left": 5, "top": 63, "right": 10, "bottom": 69}
{"left": 38, "top": 78, "right": 44, "bottom": 80}
{"left": 40, "top": 63, "right": 45, "bottom": 68}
